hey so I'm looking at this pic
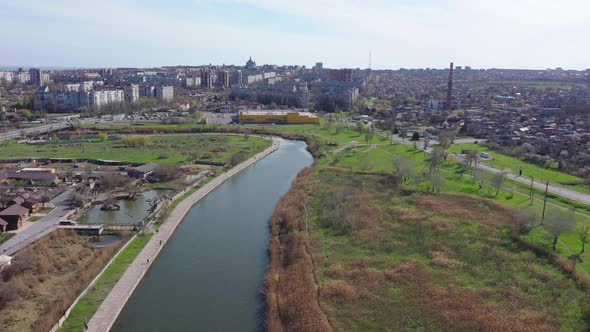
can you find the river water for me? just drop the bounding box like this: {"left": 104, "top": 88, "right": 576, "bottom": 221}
{"left": 113, "top": 139, "right": 313, "bottom": 331}
{"left": 80, "top": 190, "right": 162, "bottom": 225}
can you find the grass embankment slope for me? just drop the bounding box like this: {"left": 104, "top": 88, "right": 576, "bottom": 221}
{"left": 0, "top": 230, "right": 125, "bottom": 332}
{"left": 0, "top": 134, "right": 270, "bottom": 165}
{"left": 58, "top": 234, "right": 151, "bottom": 332}
{"left": 265, "top": 123, "right": 590, "bottom": 331}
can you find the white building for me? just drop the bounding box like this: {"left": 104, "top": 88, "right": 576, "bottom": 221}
{"left": 156, "top": 86, "right": 174, "bottom": 102}
{"left": 90, "top": 90, "right": 124, "bottom": 109}
{"left": 124, "top": 84, "right": 139, "bottom": 103}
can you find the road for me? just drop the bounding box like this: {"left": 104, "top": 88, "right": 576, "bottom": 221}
{"left": 371, "top": 127, "right": 590, "bottom": 206}
{"left": 0, "top": 122, "right": 71, "bottom": 142}
{"left": 459, "top": 156, "right": 590, "bottom": 206}
{"left": 0, "top": 190, "right": 75, "bottom": 255}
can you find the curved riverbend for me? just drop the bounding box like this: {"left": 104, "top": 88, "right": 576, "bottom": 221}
{"left": 112, "top": 138, "right": 312, "bottom": 331}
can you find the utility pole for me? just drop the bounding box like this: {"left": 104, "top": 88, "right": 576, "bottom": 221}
{"left": 529, "top": 177, "right": 535, "bottom": 205}
{"left": 541, "top": 181, "right": 549, "bottom": 223}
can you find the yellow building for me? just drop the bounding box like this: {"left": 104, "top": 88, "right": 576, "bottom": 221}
{"left": 239, "top": 110, "right": 319, "bottom": 124}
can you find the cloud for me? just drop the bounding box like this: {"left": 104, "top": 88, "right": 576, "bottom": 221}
{"left": 0, "top": 0, "right": 588, "bottom": 69}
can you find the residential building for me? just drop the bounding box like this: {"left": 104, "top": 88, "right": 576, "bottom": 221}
{"left": 156, "top": 86, "right": 174, "bottom": 101}
{"left": 0, "top": 204, "right": 29, "bottom": 231}
{"left": 329, "top": 69, "right": 353, "bottom": 82}
{"left": 218, "top": 70, "right": 229, "bottom": 88}
{"left": 140, "top": 85, "right": 155, "bottom": 98}
{"left": 29, "top": 68, "right": 46, "bottom": 87}
{"left": 124, "top": 84, "right": 140, "bottom": 103}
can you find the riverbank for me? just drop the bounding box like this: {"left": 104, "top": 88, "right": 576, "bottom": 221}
{"left": 85, "top": 137, "right": 279, "bottom": 332}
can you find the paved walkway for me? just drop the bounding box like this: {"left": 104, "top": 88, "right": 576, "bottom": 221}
{"left": 86, "top": 138, "right": 279, "bottom": 332}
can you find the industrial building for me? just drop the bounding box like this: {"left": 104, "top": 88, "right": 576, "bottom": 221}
{"left": 239, "top": 110, "right": 319, "bottom": 124}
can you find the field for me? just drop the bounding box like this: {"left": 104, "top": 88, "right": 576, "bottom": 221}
{"left": 315, "top": 170, "right": 588, "bottom": 330}
{"left": 0, "top": 134, "right": 270, "bottom": 165}
{"left": 266, "top": 168, "right": 589, "bottom": 330}
{"left": 58, "top": 234, "right": 151, "bottom": 332}
{"left": 263, "top": 122, "right": 590, "bottom": 330}
{"left": 449, "top": 143, "right": 590, "bottom": 194}
{"left": 0, "top": 230, "right": 125, "bottom": 332}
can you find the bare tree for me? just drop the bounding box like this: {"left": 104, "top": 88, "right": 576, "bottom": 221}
{"left": 490, "top": 170, "right": 508, "bottom": 196}
{"left": 422, "top": 137, "right": 430, "bottom": 150}
{"left": 428, "top": 147, "right": 446, "bottom": 174}
{"left": 40, "top": 194, "right": 51, "bottom": 208}
{"left": 465, "top": 150, "right": 479, "bottom": 168}
{"left": 473, "top": 168, "right": 486, "bottom": 189}
{"left": 544, "top": 209, "right": 576, "bottom": 252}
{"left": 392, "top": 155, "right": 415, "bottom": 184}
{"left": 429, "top": 172, "right": 446, "bottom": 193}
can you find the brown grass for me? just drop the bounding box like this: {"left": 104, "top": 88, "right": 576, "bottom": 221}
{"left": 416, "top": 193, "right": 516, "bottom": 228}
{"left": 264, "top": 165, "right": 332, "bottom": 332}
{"left": 0, "top": 230, "right": 125, "bottom": 332}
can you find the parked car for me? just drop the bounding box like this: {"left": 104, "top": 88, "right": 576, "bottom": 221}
{"left": 58, "top": 220, "right": 77, "bottom": 226}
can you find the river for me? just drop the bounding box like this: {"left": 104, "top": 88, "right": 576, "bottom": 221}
{"left": 113, "top": 138, "right": 313, "bottom": 331}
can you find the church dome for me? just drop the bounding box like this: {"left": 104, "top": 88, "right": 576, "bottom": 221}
{"left": 245, "top": 57, "right": 257, "bottom": 70}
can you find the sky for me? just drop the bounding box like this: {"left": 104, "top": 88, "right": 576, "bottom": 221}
{"left": 0, "top": 0, "right": 588, "bottom": 70}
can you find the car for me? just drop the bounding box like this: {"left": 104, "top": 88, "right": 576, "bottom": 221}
{"left": 58, "top": 220, "right": 77, "bottom": 226}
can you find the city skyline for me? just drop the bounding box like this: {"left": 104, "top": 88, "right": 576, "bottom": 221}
{"left": 1, "top": 0, "right": 589, "bottom": 70}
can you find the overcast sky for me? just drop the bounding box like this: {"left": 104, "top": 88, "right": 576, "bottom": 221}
{"left": 1, "top": 0, "right": 588, "bottom": 70}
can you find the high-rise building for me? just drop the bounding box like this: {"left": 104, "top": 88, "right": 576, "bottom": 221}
{"left": 329, "top": 69, "right": 353, "bottom": 82}
{"left": 124, "top": 84, "right": 139, "bottom": 103}
{"left": 230, "top": 70, "right": 243, "bottom": 87}
{"left": 315, "top": 62, "right": 323, "bottom": 70}
{"left": 29, "top": 68, "right": 46, "bottom": 87}
{"left": 140, "top": 86, "right": 155, "bottom": 98}
{"left": 100, "top": 68, "right": 113, "bottom": 77}
{"left": 88, "top": 90, "right": 124, "bottom": 109}
{"left": 218, "top": 70, "right": 229, "bottom": 88}
{"left": 201, "top": 70, "right": 213, "bottom": 89}
{"left": 156, "top": 86, "right": 174, "bottom": 102}
{"left": 446, "top": 62, "right": 453, "bottom": 111}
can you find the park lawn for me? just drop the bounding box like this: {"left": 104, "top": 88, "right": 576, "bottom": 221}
{"left": 58, "top": 234, "right": 152, "bottom": 332}
{"left": 0, "top": 134, "right": 270, "bottom": 165}
{"left": 449, "top": 143, "right": 590, "bottom": 194}
{"left": 0, "top": 233, "right": 13, "bottom": 244}
{"left": 307, "top": 169, "right": 588, "bottom": 330}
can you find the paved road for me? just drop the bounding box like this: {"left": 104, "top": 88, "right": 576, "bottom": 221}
{"left": 86, "top": 138, "right": 280, "bottom": 332}
{"left": 454, "top": 154, "right": 590, "bottom": 206}
{"left": 0, "top": 122, "right": 71, "bottom": 142}
{"left": 0, "top": 190, "right": 75, "bottom": 255}
{"left": 369, "top": 128, "right": 590, "bottom": 206}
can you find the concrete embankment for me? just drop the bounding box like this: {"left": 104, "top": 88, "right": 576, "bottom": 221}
{"left": 86, "top": 138, "right": 279, "bottom": 332}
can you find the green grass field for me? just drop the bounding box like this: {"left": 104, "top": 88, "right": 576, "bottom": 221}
{"left": 449, "top": 143, "right": 590, "bottom": 194}
{"left": 0, "top": 134, "right": 270, "bottom": 165}
{"left": 248, "top": 123, "right": 590, "bottom": 278}
{"left": 309, "top": 170, "right": 588, "bottom": 330}
{"left": 0, "top": 233, "right": 13, "bottom": 244}
{"left": 58, "top": 234, "right": 151, "bottom": 332}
